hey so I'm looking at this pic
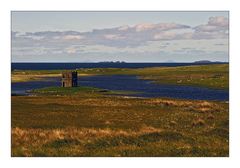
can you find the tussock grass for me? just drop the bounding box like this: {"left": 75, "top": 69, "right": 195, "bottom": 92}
{"left": 12, "top": 94, "right": 228, "bottom": 156}
{"left": 11, "top": 64, "right": 229, "bottom": 156}
{"left": 12, "top": 126, "right": 163, "bottom": 155}
{"left": 12, "top": 126, "right": 227, "bottom": 157}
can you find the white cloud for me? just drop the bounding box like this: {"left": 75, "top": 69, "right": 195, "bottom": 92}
{"left": 118, "top": 25, "right": 130, "bottom": 31}
{"left": 104, "top": 34, "right": 125, "bottom": 40}
{"left": 153, "top": 31, "right": 177, "bottom": 40}
{"left": 12, "top": 16, "right": 229, "bottom": 62}
{"left": 194, "top": 16, "right": 228, "bottom": 33}
{"left": 65, "top": 46, "right": 77, "bottom": 54}
{"left": 134, "top": 22, "right": 190, "bottom": 32}
{"left": 195, "top": 25, "right": 219, "bottom": 32}
{"left": 62, "top": 35, "right": 85, "bottom": 40}
{"left": 208, "top": 16, "right": 228, "bottom": 27}
{"left": 135, "top": 23, "right": 156, "bottom": 32}
{"left": 13, "top": 16, "right": 228, "bottom": 49}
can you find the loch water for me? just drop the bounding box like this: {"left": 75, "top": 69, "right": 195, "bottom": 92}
{"left": 11, "top": 75, "right": 229, "bottom": 101}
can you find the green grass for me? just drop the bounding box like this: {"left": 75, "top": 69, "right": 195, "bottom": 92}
{"left": 31, "top": 86, "right": 101, "bottom": 95}
{"left": 30, "top": 86, "right": 139, "bottom": 96}
{"left": 134, "top": 64, "right": 229, "bottom": 89}
{"left": 12, "top": 64, "right": 229, "bottom": 89}
{"left": 75, "top": 64, "right": 229, "bottom": 89}
{"left": 12, "top": 94, "right": 229, "bottom": 156}
{"left": 11, "top": 64, "right": 229, "bottom": 156}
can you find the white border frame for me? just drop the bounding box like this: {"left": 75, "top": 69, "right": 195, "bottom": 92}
{"left": 1, "top": 0, "right": 240, "bottom": 168}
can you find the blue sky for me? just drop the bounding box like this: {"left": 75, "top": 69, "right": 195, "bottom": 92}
{"left": 11, "top": 11, "right": 229, "bottom": 62}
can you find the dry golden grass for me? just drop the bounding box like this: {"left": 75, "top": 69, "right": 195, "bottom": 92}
{"left": 11, "top": 74, "right": 61, "bottom": 83}
{"left": 12, "top": 94, "right": 228, "bottom": 157}
{"left": 11, "top": 64, "right": 228, "bottom": 156}
{"left": 12, "top": 126, "right": 166, "bottom": 157}
{"left": 12, "top": 126, "right": 163, "bottom": 146}
{"left": 11, "top": 73, "right": 94, "bottom": 83}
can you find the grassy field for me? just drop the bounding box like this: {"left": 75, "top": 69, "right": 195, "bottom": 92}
{"left": 12, "top": 64, "right": 229, "bottom": 89}
{"left": 12, "top": 87, "right": 228, "bottom": 157}
{"left": 11, "top": 64, "right": 229, "bottom": 156}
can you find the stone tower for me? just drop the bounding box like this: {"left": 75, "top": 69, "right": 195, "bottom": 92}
{"left": 62, "top": 71, "right": 78, "bottom": 87}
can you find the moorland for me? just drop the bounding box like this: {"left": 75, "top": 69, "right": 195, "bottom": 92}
{"left": 11, "top": 64, "right": 229, "bottom": 156}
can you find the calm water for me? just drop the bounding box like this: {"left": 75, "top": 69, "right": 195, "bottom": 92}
{"left": 11, "top": 75, "right": 229, "bottom": 101}
{"left": 11, "top": 77, "right": 60, "bottom": 95}
{"left": 11, "top": 62, "right": 227, "bottom": 70}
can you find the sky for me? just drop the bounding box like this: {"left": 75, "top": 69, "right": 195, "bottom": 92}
{"left": 11, "top": 11, "right": 229, "bottom": 62}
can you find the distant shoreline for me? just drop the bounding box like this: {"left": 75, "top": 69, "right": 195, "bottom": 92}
{"left": 12, "top": 61, "right": 229, "bottom": 64}
{"left": 11, "top": 62, "right": 228, "bottom": 71}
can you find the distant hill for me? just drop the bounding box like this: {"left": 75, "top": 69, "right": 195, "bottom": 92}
{"left": 193, "top": 60, "right": 227, "bottom": 64}
{"left": 98, "top": 61, "right": 126, "bottom": 63}
{"left": 193, "top": 60, "right": 212, "bottom": 63}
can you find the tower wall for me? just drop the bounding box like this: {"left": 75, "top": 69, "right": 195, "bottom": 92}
{"left": 62, "top": 71, "right": 78, "bottom": 87}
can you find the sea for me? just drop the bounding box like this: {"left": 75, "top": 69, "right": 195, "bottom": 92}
{"left": 11, "top": 62, "right": 227, "bottom": 70}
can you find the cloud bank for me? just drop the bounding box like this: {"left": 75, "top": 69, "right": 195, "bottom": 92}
{"left": 12, "top": 16, "right": 229, "bottom": 62}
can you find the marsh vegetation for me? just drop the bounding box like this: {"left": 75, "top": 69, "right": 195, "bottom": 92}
{"left": 12, "top": 64, "right": 228, "bottom": 89}
{"left": 11, "top": 64, "right": 229, "bottom": 156}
